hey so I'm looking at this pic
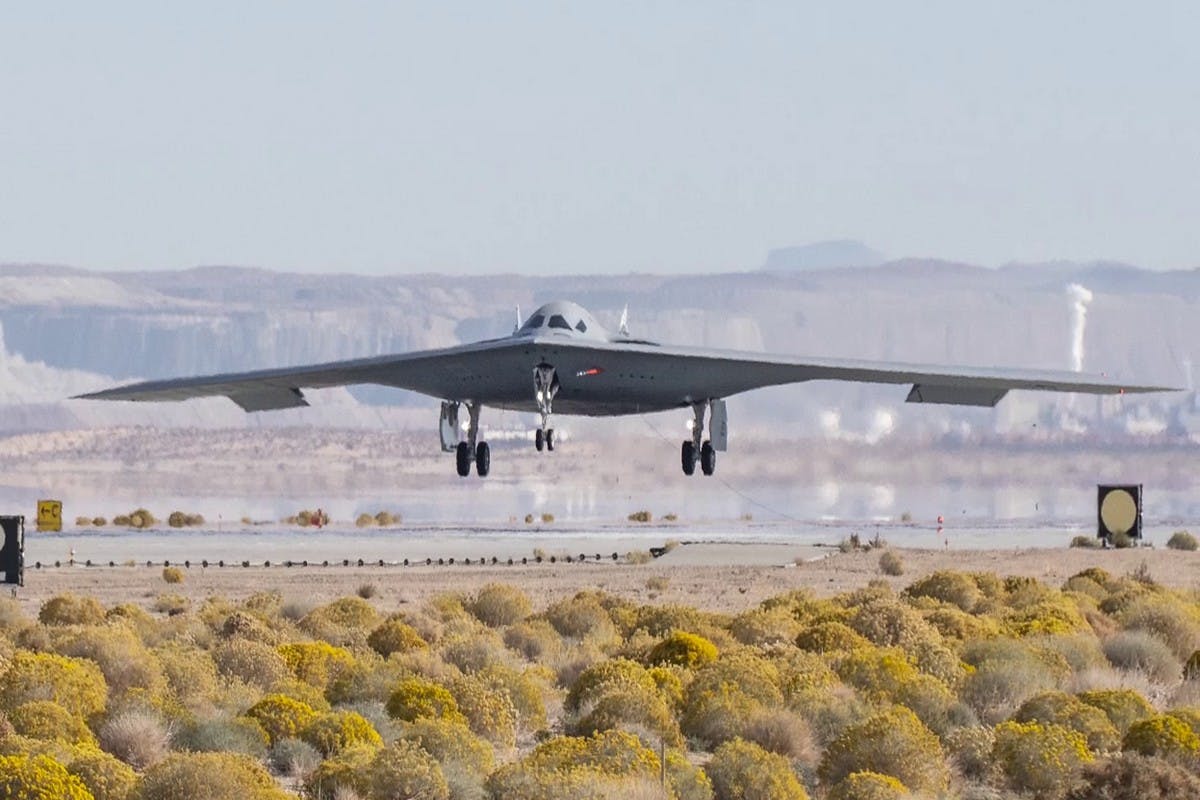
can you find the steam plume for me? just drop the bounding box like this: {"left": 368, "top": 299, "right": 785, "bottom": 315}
{"left": 1066, "top": 283, "right": 1093, "bottom": 372}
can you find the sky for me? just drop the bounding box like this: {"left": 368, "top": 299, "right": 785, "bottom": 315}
{"left": 0, "top": 2, "right": 1198, "bottom": 275}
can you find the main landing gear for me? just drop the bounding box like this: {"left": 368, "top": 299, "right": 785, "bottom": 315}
{"left": 533, "top": 362, "right": 558, "bottom": 453}
{"left": 681, "top": 399, "right": 725, "bottom": 476}
{"left": 441, "top": 400, "right": 490, "bottom": 478}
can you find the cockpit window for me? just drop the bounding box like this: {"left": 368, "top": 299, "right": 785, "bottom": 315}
{"left": 522, "top": 314, "right": 545, "bottom": 330}
{"left": 575, "top": 320, "right": 587, "bottom": 333}
{"left": 548, "top": 315, "right": 572, "bottom": 330}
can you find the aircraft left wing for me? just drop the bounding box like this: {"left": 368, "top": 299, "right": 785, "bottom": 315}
{"left": 73, "top": 338, "right": 523, "bottom": 411}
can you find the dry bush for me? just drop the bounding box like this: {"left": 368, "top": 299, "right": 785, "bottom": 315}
{"left": 400, "top": 717, "right": 494, "bottom": 798}
{"left": 1103, "top": 630, "right": 1182, "bottom": 682}
{"left": 363, "top": 739, "right": 450, "bottom": 800}
{"left": 1121, "top": 714, "right": 1200, "bottom": 760}
{"left": 441, "top": 631, "right": 511, "bottom": 674}
{"left": 67, "top": 748, "right": 138, "bottom": 800}
{"left": 174, "top": 716, "right": 270, "bottom": 760}
{"left": 219, "top": 610, "right": 280, "bottom": 644}
{"left": 819, "top": 706, "right": 948, "bottom": 793}
{"left": 367, "top": 619, "right": 429, "bottom": 658}
{"left": 212, "top": 638, "right": 289, "bottom": 690}
{"left": 154, "top": 644, "right": 220, "bottom": 708}
{"left": 959, "top": 639, "right": 1066, "bottom": 723}
{"left": 1064, "top": 752, "right": 1200, "bottom": 799}
{"left": 566, "top": 659, "right": 681, "bottom": 745}
{"left": 152, "top": 594, "right": 190, "bottom": 616}
{"left": 38, "top": 594, "right": 106, "bottom": 626}
{"left": 628, "top": 510, "right": 653, "bottom": 523}
{"left": 1070, "top": 535, "right": 1100, "bottom": 549}
{"left": 1167, "top": 530, "right": 1198, "bottom": 551}
{"left": 626, "top": 550, "right": 654, "bottom": 565}
{"left": 354, "top": 513, "right": 375, "bottom": 528}
{"left": 540, "top": 512, "right": 555, "bottom": 523}
{"left": 138, "top": 751, "right": 292, "bottom": 800}
{"left": 730, "top": 607, "right": 801, "bottom": 647}
{"left": 1120, "top": 595, "right": 1200, "bottom": 661}
{"left": 796, "top": 621, "right": 871, "bottom": 653}
{"left": 878, "top": 550, "right": 904, "bottom": 576}
{"left": 543, "top": 594, "right": 618, "bottom": 642}
{"left": 356, "top": 583, "right": 378, "bottom": 599}
{"left": 646, "top": 575, "right": 671, "bottom": 592}
{"left": 991, "top": 720, "right": 1093, "bottom": 797}
{"left": 54, "top": 624, "right": 166, "bottom": 700}
{"left": 469, "top": 583, "right": 533, "bottom": 627}
{"left": 268, "top": 737, "right": 322, "bottom": 778}
{"left": 742, "top": 708, "right": 817, "bottom": 766}
{"left": 100, "top": 708, "right": 174, "bottom": 769}
{"left": 944, "top": 725, "right": 995, "bottom": 781}
{"left": 503, "top": 619, "right": 563, "bottom": 662}
{"left": 300, "top": 597, "right": 380, "bottom": 646}
{"left": 706, "top": 737, "right": 809, "bottom": 800}
{"left": 74, "top": 516, "right": 91, "bottom": 526}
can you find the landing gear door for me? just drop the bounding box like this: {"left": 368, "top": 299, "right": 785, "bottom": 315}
{"left": 439, "top": 402, "right": 460, "bottom": 452}
{"left": 710, "top": 399, "right": 728, "bottom": 452}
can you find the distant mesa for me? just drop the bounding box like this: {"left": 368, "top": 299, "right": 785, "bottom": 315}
{"left": 761, "top": 240, "right": 885, "bottom": 272}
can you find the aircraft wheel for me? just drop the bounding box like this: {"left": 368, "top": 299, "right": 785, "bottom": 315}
{"left": 681, "top": 441, "right": 696, "bottom": 476}
{"left": 700, "top": 441, "right": 716, "bottom": 476}
{"left": 546, "top": 429, "right": 555, "bottom": 451}
{"left": 535, "top": 429, "right": 544, "bottom": 452}
{"left": 455, "top": 442, "right": 472, "bottom": 477}
{"left": 475, "top": 441, "right": 491, "bottom": 477}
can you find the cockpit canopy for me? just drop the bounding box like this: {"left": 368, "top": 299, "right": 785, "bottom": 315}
{"left": 519, "top": 301, "right": 609, "bottom": 341}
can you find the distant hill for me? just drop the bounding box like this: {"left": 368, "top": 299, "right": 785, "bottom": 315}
{"left": 762, "top": 240, "right": 885, "bottom": 271}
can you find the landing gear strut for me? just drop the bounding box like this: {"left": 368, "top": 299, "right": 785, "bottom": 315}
{"left": 534, "top": 362, "right": 558, "bottom": 452}
{"left": 448, "top": 400, "right": 489, "bottom": 478}
{"left": 681, "top": 400, "right": 721, "bottom": 476}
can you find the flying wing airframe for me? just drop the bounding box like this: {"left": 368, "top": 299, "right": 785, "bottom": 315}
{"left": 77, "top": 300, "right": 1173, "bottom": 477}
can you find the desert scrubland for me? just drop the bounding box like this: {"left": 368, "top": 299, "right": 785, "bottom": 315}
{"left": 5, "top": 544, "right": 1200, "bottom": 798}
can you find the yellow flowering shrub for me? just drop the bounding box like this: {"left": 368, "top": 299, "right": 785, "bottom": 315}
{"left": 1013, "top": 691, "right": 1120, "bottom": 752}
{"left": 1076, "top": 689, "right": 1154, "bottom": 734}
{"left": 387, "top": 677, "right": 466, "bottom": 724}
{"left": 705, "top": 737, "right": 809, "bottom": 800}
{"left": 399, "top": 717, "right": 495, "bottom": 783}
{"left": 682, "top": 653, "right": 784, "bottom": 747}
{"left": 486, "top": 730, "right": 661, "bottom": 798}
{"left": 730, "top": 607, "right": 802, "bottom": 647}
{"left": 904, "top": 570, "right": 983, "bottom": 612}
{"left": 0, "top": 651, "right": 108, "bottom": 719}
{"left": 277, "top": 640, "right": 355, "bottom": 689}
{"left": 212, "top": 638, "right": 289, "bottom": 689}
{"left": 9, "top": 701, "right": 96, "bottom": 746}
{"left": 364, "top": 740, "right": 450, "bottom": 800}
{"left": 449, "top": 674, "right": 518, "bottom": 747}
{"left": 243, "top": 694, "right": 319, "bottom": 745}
{"left": 542, "top": 593, "right": 618, "bottom": 642}
{"left": 820, "top": 706, "right": 948, "bottom": 793}
{"left": 1122, "top": 714, "right": 1200, "bottom": 759}
{"left": 826, "top": 771, "right": 908, "bottom": 800}
{"left": 299, "top": 597, "right": 380, "bottom": 646}
{"left": 38, "top": 594, "right": 106, "bottom": 626}
{"left": 66, "top": 749, "right": 137, "bottom": 800}
{"left": 647, "top": 631, "right": 719, "bottom": 669}
{"left": 795, "top": 621, "right": 871, "bottom": 653}
{"left": 367, "top": 618, "right": 429, "bottom": 657}
{"left": 992, "top": 720, "right": 1093, "bottom": 796}
{"left": 138, "top": 751, "right": 292, "bottom": 800}
{"left": 302, "top": 710, "right": 383, "bottom": 756}
{"left": 0, "top": 752, "right": 95, "bottom": 800}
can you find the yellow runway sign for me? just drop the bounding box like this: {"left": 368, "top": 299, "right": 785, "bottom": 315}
{"left": 37, "top": 499, "right": 62, "bottom": 532}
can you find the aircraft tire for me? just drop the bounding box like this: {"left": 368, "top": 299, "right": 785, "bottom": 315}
{"left": 475, "top": 441, "right": 491, "bottom": 477}
{"left": 700, "top": 441, "right": 716, "bottom": 476}
{"left": 535, "top": 429, "right": 544, "bottom": 451}
{"left": 681, "top": 441, "right": 696, "bottom": 475}
{"left": 546, "top": 429, "right": 555, "bottom": 451}
{"left": 456, "top": 442, "right": 472, "bottom": 477}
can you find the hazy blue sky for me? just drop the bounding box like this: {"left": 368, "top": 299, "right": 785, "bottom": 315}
{"left": 1, "top": 3, "right": 1197, "bottom": 274}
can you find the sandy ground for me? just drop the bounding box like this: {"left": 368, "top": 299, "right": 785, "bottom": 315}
{"left": 8, "top": 543, "right": 1199, "bottom": 618}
